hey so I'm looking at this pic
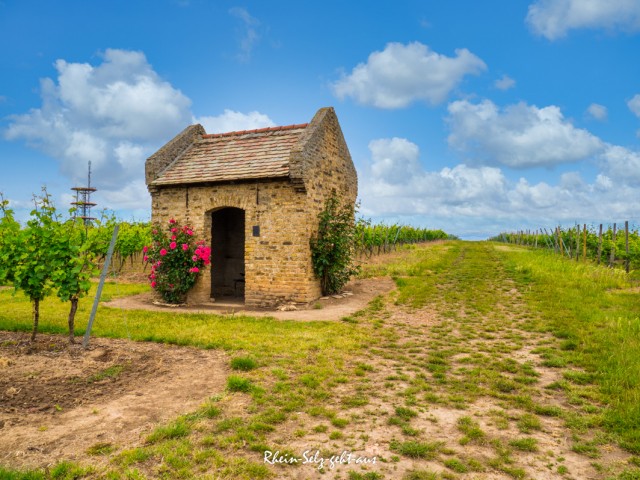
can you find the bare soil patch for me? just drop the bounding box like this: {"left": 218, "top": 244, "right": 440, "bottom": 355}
{"left": 0, "top": 332, "right": 227, "bottom": 469}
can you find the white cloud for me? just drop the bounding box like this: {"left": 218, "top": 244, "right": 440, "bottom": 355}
{"left": 360, "top": 136, "right": 640, "bottom": 238}
{"left": 3, "top": 49, "right": 274, "bottom": 212}
{"left": 495, "top": 75, "right": 516, "bottom": 90}
{"left": 600, "top": 145, "right": 640, "bottom": 186}
{"left": 446, "top": 99, "right": 604, "bottom": 168}
{"left": 4, "top": 49, "right": 192, "bottom": 193}
{"left": 587, "top": 103, "right": 608, "bottom": 121}
{"left": 195, "top": 109, "right": 275, "bottom": 133}
{"left": 628, "top": 94, "right": 640, "bottom": 117}
{"left": 332, "top": 42, "right": 486, "bottom": 108}
{"left": 229, "top": 7, "right": 261, "bottom": 62}
{"left": 98, "top": 179, "right": 150, "bottom": 211}
{"left": 526, "top": 0, "right": 640, "bottom": 40}
{"left": 368, "top": 138, "right": 422, "bottom": 184}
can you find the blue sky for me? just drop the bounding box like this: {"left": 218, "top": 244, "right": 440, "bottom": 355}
{"left": 1, "top": 0, "right": 639, "bottom": 239}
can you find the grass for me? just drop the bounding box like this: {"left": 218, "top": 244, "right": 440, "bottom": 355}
{"left": 230, "top": 356, "right": 258, "bottom": 371}
{"left": 390, "top": 440, "right": 442, "bottom": 459}
{"left": 145, "top": 418, "right": 192, "bottom": 444}
{"left": 86, "top": 365, "right": 124, "bottom": 383}
{"left": 498, "top": 245, "right": 640, "bottom": 452}
{"left": 227, "top": 375, "right": 253, "bottom": 392}
{"left": 0, "top": 276, "right": 371, "bottom": 478}
{"left": 1, "top": 240, "right": 639, "bottom": 478}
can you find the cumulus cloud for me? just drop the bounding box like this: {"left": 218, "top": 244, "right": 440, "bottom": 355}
{"left": 332, "top": 42, "right": 486, "bottom": 108}
{"left": 526, "top": 0, "right": 640, "bottom": 40}
{"left": 5, "top": 49, "right": 191, "bottom": 191}
{"left": 195, "top": 109, "right": 275, "bottom": 133}
{"left": 368, "top": 138, "right": 422, "bottom": 184}
{"left": 3, "top": 49, "right": 273, "bottom": 212}
{"left": 495, "top": 75, "right": 516, "bottom": 90}
{"left": 446, "top": 99, "right": 604, "bottom": 168}
{"left": 587, "top": 103, "right": 608, "bottom": 121}
{"left": 360, "top": 136, "right": 640, "bottom": 238}
{"left": 600, "top": 145, "right": 640, "bottom": 186}
{"left": 229, "top": 7, "right": 261, "bottom": 62}
{"left": 628, "top": 94, "right": 640, "bottom": 117}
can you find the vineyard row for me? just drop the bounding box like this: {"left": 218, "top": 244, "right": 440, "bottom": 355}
{"left": 492, "top": 222, "right": 640, "bottom": 272}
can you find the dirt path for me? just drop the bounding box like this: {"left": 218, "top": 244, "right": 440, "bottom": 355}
{"left": 271, "top": 243, "right": 632, "bottom": 479}
{"left": 102, "top": 277, "right": 395, "bottom": 321}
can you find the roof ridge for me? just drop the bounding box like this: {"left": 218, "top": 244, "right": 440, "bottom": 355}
{"left": 202, "top": 123, "right": 308, "bottom": 139}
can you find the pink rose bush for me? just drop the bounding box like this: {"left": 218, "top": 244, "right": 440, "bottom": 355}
{"left": 143, "top": 219, "right": 211, "bottom": 304}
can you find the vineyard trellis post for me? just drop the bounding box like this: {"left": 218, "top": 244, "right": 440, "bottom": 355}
{"left": 597, "top": 224, "right": 603, "bottom": 264}
{"left": 83, "top": 224, "right": 119, "bottom": 349}
{"left": 609, "top": 223, "right": 617, "bottom": 268}
{"left": 582, "top": 224, "right": 587, "bottom": 262}
{"left": 625, "top": 220, "right": 630, "bottom": 273}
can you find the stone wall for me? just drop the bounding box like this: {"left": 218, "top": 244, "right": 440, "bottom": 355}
{"left": 292, "top": 107, "right": 358, "bottom": 218}
{"left": 149, "top": 179, "right": 321, "bottom": 307}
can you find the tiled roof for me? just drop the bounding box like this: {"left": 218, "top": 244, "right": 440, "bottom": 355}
{"left": 152, "top": 124, "right": 309, "bottom": 186}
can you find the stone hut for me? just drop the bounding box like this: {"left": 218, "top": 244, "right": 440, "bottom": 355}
{"left": 145, "top": 107, "right": 357, "bottom": 307}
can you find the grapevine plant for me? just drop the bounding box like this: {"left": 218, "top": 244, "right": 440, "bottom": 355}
{"left": 143, "top": 219, "right": 211, "bottom": 304}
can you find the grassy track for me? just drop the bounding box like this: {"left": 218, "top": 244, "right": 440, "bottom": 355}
{"left": 1, "top": 241, "right": 640, "bottom": 479}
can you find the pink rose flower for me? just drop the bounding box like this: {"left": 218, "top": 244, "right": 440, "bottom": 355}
{"left": 190, "top": 267, "right": 199, "bottom": 273}
{"left": 169, "top": 219, "right": 176, "bottom": 224}
{"left": 182, "top": 243, "right": 189, "bottom": 251}
{"left": 151, "top": 281, "right": 157, "bottom": 288}
{"left": 143, "top": 246, "right": 148, "bottom": 253}
{"left": 170, "top": 242, "right": 177, "bottom": 249}
{"left": 143, "top": 255, "right": 148, "bottom": 262}
{"left": 160, "top": 249, "right": 168, "bottom": 256}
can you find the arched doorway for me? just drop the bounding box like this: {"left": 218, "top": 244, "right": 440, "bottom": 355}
{"left": 210, "top": 207, "right": 245, "bottom": 300}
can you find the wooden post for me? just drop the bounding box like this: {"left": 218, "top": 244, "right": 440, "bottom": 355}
{"left": 597, "top": 224, "right": 603, "bottom": 264}
{"left": 609, "top": 223, "right": 616, "bottom": 268}
{"left": 83, "top": 225, "right": 119, "bottom": 348}
{"left": 557, "top": 227, "right": 563, "bottom": 256}
{"left": 625, "top": 221, "right": 630, "bottom": 274}
{"left": 575, "top": 224, "right": 579, "bottom": 262}
{"left": 582, "top": 224, "right": 587, "bottom": 262}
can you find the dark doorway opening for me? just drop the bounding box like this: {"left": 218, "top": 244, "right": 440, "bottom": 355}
{"left": 210, "top": 207, "right": 245, "bottom": 300}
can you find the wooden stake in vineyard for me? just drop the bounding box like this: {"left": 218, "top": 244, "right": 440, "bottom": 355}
{"left": 625, "top": 221, "right": 630, "bottom": 274}
{"left": 609, "top": 223, "right": 617, "bottom": 268}
{"left": 583, "top": 224, "right": 587, "bottom": 262}
{"left": 597, "top": 224, "right": 603, "bottom": 264}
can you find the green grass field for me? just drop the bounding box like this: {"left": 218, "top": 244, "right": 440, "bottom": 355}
{"left": 1, "top": 241, "right": 640, "bottom": 479}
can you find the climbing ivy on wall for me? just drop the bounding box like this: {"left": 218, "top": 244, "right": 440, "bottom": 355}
{"left": 310, "top": 193, "right": 360, "bottom": 296}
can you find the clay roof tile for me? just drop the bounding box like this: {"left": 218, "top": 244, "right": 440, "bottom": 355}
{"left": 152, "top": 123, "right": 308, "bottom": 186}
